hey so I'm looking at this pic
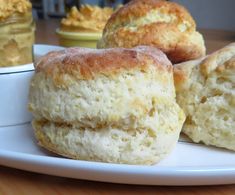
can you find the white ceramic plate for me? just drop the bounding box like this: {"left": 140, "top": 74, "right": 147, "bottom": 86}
{"left": 0, "top": 123, "right": 234, "bottom": 186}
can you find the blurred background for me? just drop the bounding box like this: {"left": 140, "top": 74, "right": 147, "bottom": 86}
{"left": 31, "top": 0, "right": 130, "bottom": 19}
{"left": 31, "top": 0, "right": 235, "bottom": 31}
{"left": 172, "top": 0, "right": 235, "bottom": 31}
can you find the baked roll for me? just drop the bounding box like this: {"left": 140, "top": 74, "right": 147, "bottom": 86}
{"left": 97, "top": 0, "right": 206, "bottom": 64}
{"left": 174, "top": 43, "right": 235, "bottom": 151}
{"left": 29, "top": 46, "right": 185, "bottom": 165}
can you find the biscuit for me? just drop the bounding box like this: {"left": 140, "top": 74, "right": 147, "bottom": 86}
{"left": 97, "top": 0, "right": 206, "bottom": 63}
{"left": 29, "top": 46, "right": 185, "bottom": 165}
{"left": 174, "top": 43, "right": 235, "bottom": 151}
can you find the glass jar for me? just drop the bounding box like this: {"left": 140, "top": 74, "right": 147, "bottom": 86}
{"left": 0, "top": 11, "right": 35, "bottom": 67}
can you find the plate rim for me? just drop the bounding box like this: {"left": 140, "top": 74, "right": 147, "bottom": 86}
{"left": 1, "top": 148, "right": 235, "bottom": 186}
{"left": 1, "top": 148, "right": 235, "bottom": 172}
{"left": 0, "top": 123, "right": 235, "bottom": 186}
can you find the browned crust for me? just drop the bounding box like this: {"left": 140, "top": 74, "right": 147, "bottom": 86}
{"left": 105, "top": 0, "right": 195, "bottom": 32}
{"left": 102, "top": 22, "right": 204, "bottom": 63}
{"left": 36, "top": 46, "right": 172, "bottom": 80}
{"left": 99, "top": 0, "right": 205, "bottom": 63}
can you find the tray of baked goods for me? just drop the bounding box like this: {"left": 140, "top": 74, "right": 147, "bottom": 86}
{"left": 0, "top": 0, "right": 234, "bottom": 186}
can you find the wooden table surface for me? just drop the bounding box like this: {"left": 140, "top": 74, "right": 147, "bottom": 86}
{"left": 1, "top": 19, "right": 235, "bottom": 194}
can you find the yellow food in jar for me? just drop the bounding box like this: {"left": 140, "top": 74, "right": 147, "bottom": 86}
{"left": 0, "top": 0, "right": 35, "bottom": 67}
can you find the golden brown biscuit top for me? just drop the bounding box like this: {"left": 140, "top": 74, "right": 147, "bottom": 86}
{"left": 0, "top": 0, "right": 31, "bottom": 21}
{"left": 60, "top": 5, "right": 114, "bottom": 32}
{"left": 105, "top": 0, "right": 195, "bottom": 33}
{"left": 36, "top": 46, "right": 172, "bottom": 80}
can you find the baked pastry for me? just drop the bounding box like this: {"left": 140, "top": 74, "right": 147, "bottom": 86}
{"left": 97, "top": 0, "right": 206, "bottom": 64}
{"left": 174, "top": 43, "right": 235, "bottom": 151}
{"left": 28, "top": 46, "right": 185, "bottom": 165}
